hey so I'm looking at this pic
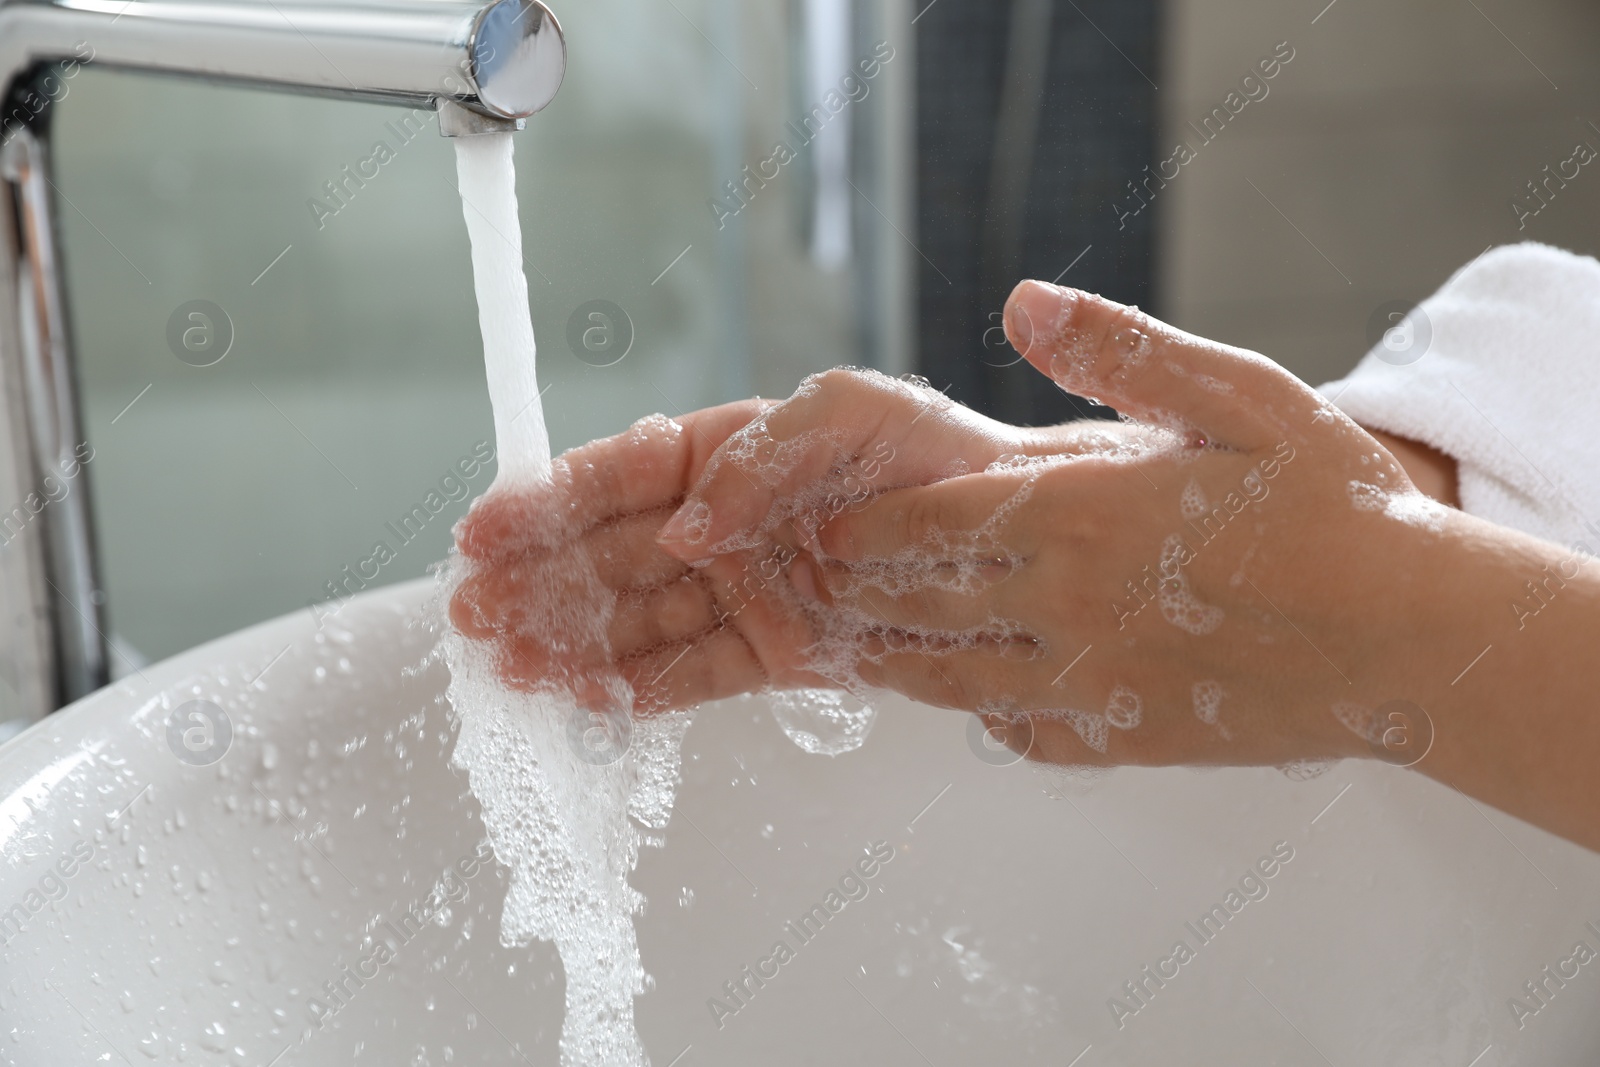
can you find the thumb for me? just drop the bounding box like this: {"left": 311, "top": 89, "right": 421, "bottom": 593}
{"left": 1004, "top": 280, "right": 1302, "bottom": 447}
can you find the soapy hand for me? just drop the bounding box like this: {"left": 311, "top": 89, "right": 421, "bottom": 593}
{"left": 448, "top": 371, "right": 1111, "bottom": 713}
{"left": 649, "top": 282, "right": 1456, "bottom": 768}
{"left": 446, "top": 281, "right": 1600, "bottom": 850}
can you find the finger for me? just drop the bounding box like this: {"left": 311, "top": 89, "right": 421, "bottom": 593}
{"left": 609, "top": 576, "right": 720, "bottom": 659}
{"left": 798, "top": 555, "right": 1014, "bottom": 633}
{"left": 458, "top": 508, "right": 692, "bottom": 642}
{"left": 621, "top": 627, "right": 767, "bottom": 713}
{"left": 449, "top": 571, "right": 501, "bottom": 639}
{"left": 656, "top": 368, "right": 1016, "bottom": 560}
{"left": 458, "top": 399, "right": 770, "bottom": 560}
{"left": 496, "top": 629, "right": 610, "bottom": 704}
{"left": 1004, "top": 280, "right": 1307, "bottom": 446}
{"left": 450, "top": 517, "right": 684, "bottom": 643}
{"left": 815, "top": 470, "right": 1037, "bottom": 563}
{"left": 576, "top": 508, "right": 691, "bottom": 591}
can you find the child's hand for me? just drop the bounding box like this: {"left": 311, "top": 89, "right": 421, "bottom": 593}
{"left": 448, "top": 372, "right": 1085, "bottom": 711}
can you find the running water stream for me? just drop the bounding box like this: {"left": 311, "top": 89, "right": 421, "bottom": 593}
{"left": 435, "top": 131, "right": 690, "bottom": 1067}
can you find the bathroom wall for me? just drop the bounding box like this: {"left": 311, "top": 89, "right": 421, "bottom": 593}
{"left": 1157, "top": 0, "right": 1600, "bottom": 386}
{"left": 50, "top": 0, "right": 913, "bottom": 665}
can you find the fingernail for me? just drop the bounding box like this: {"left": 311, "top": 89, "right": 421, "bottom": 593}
{"left": 658, "top": 499, "right": 710, "bottom": 548}
{"left": 1006, "top": 299, "right": 1034, "bottom": 352}
{"left": 1008, "top": 281, "right": 1073, "bottom": 350}
{"left": 658, "top": 512, "right": 690, "bottom": 545}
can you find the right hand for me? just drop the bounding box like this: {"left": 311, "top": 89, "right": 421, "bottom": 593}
{"left": 448, "top": 369, "right": 1100, "bottom": 712}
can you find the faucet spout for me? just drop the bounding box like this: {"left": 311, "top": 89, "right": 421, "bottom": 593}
{"left": 437, "top": 97, "right": 525, "bottom": 137}
{"left": 0, "top": 0, "right": 566, "bottom": 725}
{"left": 0, "top": 0, "right": 565, "bottom": 124}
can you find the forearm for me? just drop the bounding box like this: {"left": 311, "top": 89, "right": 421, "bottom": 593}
{"left": 1354, "top": 433, "right": 1599, "bottom": 846}
{"left": 1399, "top": 513, "right": 1600, "bottom": 850}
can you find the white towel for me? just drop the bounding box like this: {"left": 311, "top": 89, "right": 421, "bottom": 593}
{"left": 1318, "top": 241, "right": 1600, "bottom": 549}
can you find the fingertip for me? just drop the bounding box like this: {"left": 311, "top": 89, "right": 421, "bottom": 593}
{"left": 447, "top": 574, "right": 498, "bottom": 638}
{"left": 456, "top": 491, "right": 537, "bottom": 560}
{"left": 1005, "top": 280, "right": 1075, "bottom": 375}
{"left": 446, "top": 587, "right": 479, "bottom": 635}
{"left": 454, "top": 501, "right": 500, "bottom": 560}
{"left": 655, "top": 497, "right": 713, "bottom": 559}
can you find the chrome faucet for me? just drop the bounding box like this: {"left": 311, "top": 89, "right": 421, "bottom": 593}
{"left": 0, "top": 0, "right": 565, "bottom": 728}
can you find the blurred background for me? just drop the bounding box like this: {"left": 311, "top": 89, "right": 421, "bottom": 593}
{"left": 45, "top": 0, "right": 1600, "bottom": 668}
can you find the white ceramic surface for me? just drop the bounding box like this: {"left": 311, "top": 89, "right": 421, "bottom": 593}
{"left": 1, "top": 577, "right": 1596, "bottom": 1065}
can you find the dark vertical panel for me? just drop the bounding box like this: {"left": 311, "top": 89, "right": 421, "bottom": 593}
{"left": 916, "top": 0, "right": 1160, "bottom": 425}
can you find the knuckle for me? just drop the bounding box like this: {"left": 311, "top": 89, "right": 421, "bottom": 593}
{"left": 1052, "top": 291, "right": 1153, "bottom": 383}
{"left": 902, "top": 493, "right": 949, "bottom": 547}
{"left": 1054, "top": 285, "right": 1097, "bottom": 344}
{"left": 901, "top": 589, "right": 936, "bottom": 627}
{"left": 1096, "top": 303, "right": 1152, "bottom": 374}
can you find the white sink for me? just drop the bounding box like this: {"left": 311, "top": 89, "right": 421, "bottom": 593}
{"left": 2, "top": 577, "right": 1596, "bottom": 1065}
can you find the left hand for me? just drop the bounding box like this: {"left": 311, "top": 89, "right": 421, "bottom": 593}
{"left": 659, "top": 281, "right": 1456, "bottom": 768}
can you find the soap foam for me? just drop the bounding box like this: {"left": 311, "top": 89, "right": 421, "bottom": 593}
{"left": 1157, "top": 535, "right": 1224, "bottom": 635}
{"left": 1278, "top": 758, "right": 1335, "bottom": 781}
{"left": 1191, "top": 680, "right": 1224, "bottom": 726}
{"left": 1348, "top": 480, "right": 1448, "bottom": 531}
{"left": 681, "top": 406, "right": 1072, "bottom": 718}
{"left": 1104, "top": 686, "right": 1143, "bottom": 730}
{"left": 1332, "top": 700, "right": 1384, "bottom": 745}
{"left": 1058, "top": 708, "right": 1110, "bottom": 754}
